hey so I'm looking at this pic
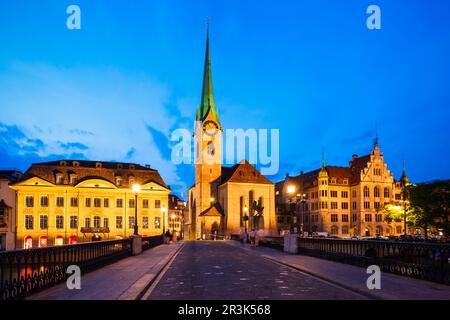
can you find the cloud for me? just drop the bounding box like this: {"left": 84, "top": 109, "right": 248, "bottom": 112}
{"left": 125, "top": 147, "right": 136, "bottom": 159}
{"left": 58, "top": 142, "right": 89, "bottom": 151}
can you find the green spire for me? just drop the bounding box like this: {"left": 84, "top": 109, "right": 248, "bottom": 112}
{"left": 197, "top": 22, "right": 220, "bottom": 123}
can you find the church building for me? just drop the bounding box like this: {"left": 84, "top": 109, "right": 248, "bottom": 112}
{"left": 185, "top": 28, "right": 277, "bottom": 240}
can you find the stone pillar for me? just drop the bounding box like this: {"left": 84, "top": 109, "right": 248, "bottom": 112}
{"left": 283, "top": 233, "right": 298, "bottom": 254}
{"left": 131, "top": 235, "right": 143, "bottom": 256}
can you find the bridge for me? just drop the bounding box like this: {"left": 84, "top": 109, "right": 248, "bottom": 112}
{"left": 1, "top": 237, "right": 450, "bottom": 300}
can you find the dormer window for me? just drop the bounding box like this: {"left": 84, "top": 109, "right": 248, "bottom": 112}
{"left": 331, "top": 178, "right": 337, "bottom": 184}
{"left": 60, "top": 161, "right": 67, "bottom": 166}
{"left": 129, "top": 164, "right": 135, "bottom": 170}
{"left": 117, "top": 163, "right": 123, "bottom": 169}
{"left": 129, "top": 177, "right": 135, "bottom": 186}
{"left": 343, "top": 179, "right": 348, "bottom": 185}
{"left": 95, "top": 162, "right": 102, "bottom": 169}
{"left": 116, "top": 176, "right": 123, "bottom": 187}
{"left": 56, "top": 174, "right": 64, "bottom": 185}
{"left": 72, "top": 161, "right": 80, "bottom": 167}
{"left": 70, "top": 175, "right": 78, "bottom": 185}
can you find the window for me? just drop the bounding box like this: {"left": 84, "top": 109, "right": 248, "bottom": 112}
{"left": 116, "top": 199, "right": 123, "bottom": 208}
{"left": 376, "top": 214, "right": 383, "bottom": 222}
{"left": 56, "top": 215, "right": 64, "bottom": 229}
{"left": 40, "top": 215, "right": 48, "bottom": 230}
{"left": 70, "top": 216, "right": 78, "bottom": 229}
{"left": 331, "top": 202, "right": 338, "bottom": 210}
{"left": 85, "top": 218, "right": 91, "bottom": 228}
{"left": 352, "top": 190, "right": 357, "bottom": 197}
{"left": 321, "top": 190, "right": 327, "bottom": 197}
{"left": 85, "top": 197, "right": 91, "bottom": 207}
{"left": 376, "top": 225, "right": 383, "bottom": 235}
{"left": 104, "top": 198, "right": 109, "bottom": 208}
{"left": 154, "top": 217, "right": 161, "bottom": 229}
{"left": 396, "top": 226, "right": 402, "bottom": 234}
{"left": 129, "top": 216, "right": 135, "bottom": 229}
{"left": 365, "top": 214, "right": 372, "bottom": 222}
{"left": 56, "top": 197, "right": 64, "bottom": 207}
{"left": 116, "top": 177, "right": 122, "bottom": 187}
{"left": 103, "top": 218, "right": 109, "bottom": 228}
{"left": 331, "top": 226, "right": 338, "bottom": 235}
{"left": 342, "top": 214, "right": 349, "bottom": 222}
{"left": 26, "top": 196, "right": 34, "bottom": 207}
{"left": 341, "top": 191, "right": 348, "bottom": 198}
{"left": 342, "top": 226, "right": 349, "bottom": 234}
{"left": 384, "top": 188, "right": 390, "bottom": 198}
{"left": 70, "top": 197, "right": 78, "bottom": 207}
{"left": 395, "top": 194, "right": 401, "bottom": 200}
{"left": 129, "top": 199, "right": 135, "bottom": 208}
{"left": 94, "top": 198, "right": 101, "bottom": 208}
{"left": 374, "top": 202, "right": 380, "bottom": 209}
{"left": 321, "top": 201, "right": 328, "bottom": 209}
{"left": 374, "top": 168, "right": 381, "bottom": 176}
{"left": 56, "top": 175, "right": 64, "bottom": 184}
{"left": 155, "top": 199, "right": 161, "bottom": 209}
{"left": 94, "top": 216, "right": 101, "bottom": 228}
{"left": 116, "top": 216, "right": 123, "bottom": 229}
{"left": 352, "top": 214, "right": 357, "bottom": 222}
{"left": 352, "top": 202, "right": 357, "bottom": 210}
{"left": 143, "top": 199, "right": 149, "bottom": 208}
{"left": 331, "top": 214, "right": 338, "bottom": 222}
{"left": 207, "top": 141, "right": 215, "bottom": 155}
{"left": 142, "top": 216, "right": 149, "bottom": 229}
{"left": 129, "top": 177, "right": 135, "bottom": 186}
{"left": 341, "top": 202, "right": 349, "bottom": 210}
{"left": 374, "top": 187, "right": 380, "bottom": 197}
{"left": 330, "top": 191, "right": 338, "bottom": 198}
{"left": 70, "top": 176, "right": 78, "bottom": 185}
{"left": 364, "top": 201, "right": 370, "bottom": 209}
{"left": 364, "top": 186, "right": 370, "bottom": 197}
{"left": 40, "top": 196, "right": 48, "bottom": 207}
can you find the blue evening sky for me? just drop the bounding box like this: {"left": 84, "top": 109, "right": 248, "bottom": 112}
{"left": 1, "top": 0, "right": 449, "bottom": 196}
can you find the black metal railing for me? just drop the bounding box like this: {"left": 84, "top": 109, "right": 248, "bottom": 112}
{"left": 0, "top": 239, "right": 132, "bottom": 300}
{"left": 297, "top": 238, "right": 450, "bottom": 284}
{"left": 142, "top": 235, "right": 164, "bottom": 251}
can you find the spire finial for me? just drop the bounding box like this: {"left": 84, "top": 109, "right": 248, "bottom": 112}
{"left": 374, "top": 121, "right": 379, "bottom": 147}
{"left": 321, "top": 146, "right": 325, "bottom": 169}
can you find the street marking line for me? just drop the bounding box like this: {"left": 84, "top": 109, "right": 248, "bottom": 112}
{"left": 224, "top": 240, "right": 378, "bottom": 300}
{"left": 139, "top": 242, "right": 186, "bottom": 300}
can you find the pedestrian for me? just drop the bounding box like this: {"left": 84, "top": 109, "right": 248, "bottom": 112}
{"left": 164, "top": 229, "right": 171, "bottom": 244}
{"left": 249, "top": 229, "right": 256, "bottom": 247}
{"left": 256, "top": 228, "right": 264, "bottom": 247}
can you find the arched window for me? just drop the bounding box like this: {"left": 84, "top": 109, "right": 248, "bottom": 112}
{"left": 240, "top": 196, "right": 244, "bottom": 227}
{"left": 331, "top": 226, "right": 339, "bottom": 235}
{"left": 24, "top": 236, "right": 33, "bottom": 249}
{"left": 384, "top": 187, "right": 390, "bottom": 198}
{"left": 207, "top": 141, "right": 215, "bottom": 156}
{"left": 39, "top": 236, "right": 48, "bottom": 248}
{"left": 249, "top": 191, "right": 254, "bottom": 228}
{"left": 364, "top": 186, "right": 370, "bottom": 198}
{"left": 374, "top": 186, "right": 380, "bottom": 197}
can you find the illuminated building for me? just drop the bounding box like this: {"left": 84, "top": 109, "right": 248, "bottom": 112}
{"left": 10, "top": 160, "right": 170, "bottom": 248}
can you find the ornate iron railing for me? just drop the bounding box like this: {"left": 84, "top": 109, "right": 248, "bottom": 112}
{"left": 0, "top": 239, "right": 132, "bottom": 300}
{"left": 297, "top": 238, "right": 450, "bottom": 285}
{"left": 142, "top": 235, "right": 164, "bottom": 250}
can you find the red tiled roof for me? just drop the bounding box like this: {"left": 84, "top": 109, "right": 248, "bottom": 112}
{"left": 219, "top": 160, "right": 273, "bottom": 185}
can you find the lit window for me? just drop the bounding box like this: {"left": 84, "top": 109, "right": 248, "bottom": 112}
{"left": 56, "top": 215, "right": 64, "bottom": 229}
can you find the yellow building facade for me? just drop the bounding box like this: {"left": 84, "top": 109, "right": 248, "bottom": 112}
{"left": 276, "top": 140, "right": 408, "bottom": 237}
{"left": 11, "top": 160, "right": 170, "bottom": 249}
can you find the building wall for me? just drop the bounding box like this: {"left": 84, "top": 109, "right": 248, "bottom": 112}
{"left": 11, "top": 184, "right": 169, "bottom": 249}
{"left": 220, "top": 182, "right": 276, "bottom": 236}
{"left": 0, "top": 179, "right": 17, "bottom": 250}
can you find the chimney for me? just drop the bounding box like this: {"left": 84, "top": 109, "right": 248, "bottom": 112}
{"left": 145, "top": 164, "right": 151, "bottom": 169}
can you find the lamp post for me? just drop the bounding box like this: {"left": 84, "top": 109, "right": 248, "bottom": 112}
{"left": 162, "top": 205, "right": 166, "bottom": 235}
{"left": 132, "top": 184, "right": 140, "bottom": 236}
{"left": 287, "top": 185, "right": 307, "bottom": 236}
{"left": 287, "top": 185, "right": 297, "bottom": 233}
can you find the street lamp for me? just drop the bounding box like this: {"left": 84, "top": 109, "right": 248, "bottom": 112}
{"left": 171, "top": 213, "right": 176, "bottom": 236}
{"left": 162, "top": 205, "right": 167, "bottom": 235}
{"left": 132, "top": 184, "right": 140, "bottom": 235}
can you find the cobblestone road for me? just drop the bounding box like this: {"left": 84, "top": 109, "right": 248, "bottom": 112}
{"left": 148, "top": 241, "right": 368, "bottom": 300}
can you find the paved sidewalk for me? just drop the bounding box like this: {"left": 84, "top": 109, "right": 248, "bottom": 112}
{"left": 226, "top": 240, "right": 450, "bottom": 300}
{"left": 28, "top": 242, "right": 184, "bottom": 300}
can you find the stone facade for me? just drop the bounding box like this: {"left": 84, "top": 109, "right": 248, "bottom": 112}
{"left": 10, "top": 160, "right": 170, "bottom": 249}
{"left": 276, "top": 141, "right": 408, "bottom": 237}
{"left": 0, "top": 170, "right": 22, "bottom": 250}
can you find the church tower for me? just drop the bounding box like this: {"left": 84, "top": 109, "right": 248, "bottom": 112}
{"left": 194, "top": 24, "right": 223, "bottom": 218}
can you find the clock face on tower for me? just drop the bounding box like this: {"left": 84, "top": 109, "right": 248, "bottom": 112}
{"left": 202, "top": 120, "right": 219, "bottom": 136}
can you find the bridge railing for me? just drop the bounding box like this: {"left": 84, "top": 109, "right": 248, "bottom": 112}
{"left": 0, "top": 238, "right": 134, "bottom": 300}
{"left": 297, "top": 237, "right": 450, "bottom": 284}
{"left": 142, "top": 235, "right": 164, "bottom": 250}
